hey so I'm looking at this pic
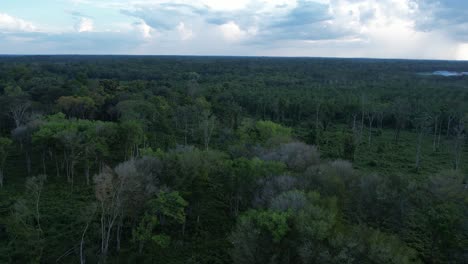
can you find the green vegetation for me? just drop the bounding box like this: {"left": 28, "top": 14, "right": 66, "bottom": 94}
{"left": 0, "top": 56, "right": 466, "bottom": 263}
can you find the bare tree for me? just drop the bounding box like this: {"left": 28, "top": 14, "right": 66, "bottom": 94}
{"left": 59, "top": 129, "right": 83, "bottom": 189}
{"left": 446, "top": 114, "right": 454, "bottom": 138}
{"left": 9, "top": 101, "right": 31, "bottom": 128}
{"left": 12, "top": 119, "right": 42, "bottom": 176}
{"left": 414, "top": 114, "right": 431, "bottom": 172}
{"left": 175, "top": 106, "right": 197, "bottom": 146}
{"left": 94, "top": 158, "right": 159, "bottom": 259}
{"left": 269, "top": 190, "right": 307, "bottom": 212}
{"left": 10, "top": 176, "right": 46, "bottom": 261}
{"left": 391, "top": 98, "right": 410, "bottom": 145}
{"left": 436, "top": 115, "right": 443, "bottom": 150}
{"left": 253, "top": 175, "right": 299, "bottom": 208}
{"left": 80, "top": 203, "right": 97, "bottom": 264}
{"left": 94, "top": 166, "right": 125, "bottom": 259}
{"left": 432, "top": 113, "right": 439, "bottom": 151}
{"left": 359, "top": 94, "right": 367, "bottom": 143}
{"left": 376, "top": 104, "right": 387, "bottom": 131}
{"left": 25, "top": 175, "right": 46, "bottom": 233}
{"left": 261, "top": 142, "right": 320, "bottom": 172}
{"left": 367, "top": 109, "right": 376, "bottom": 146}
{"left": 186, "top": 72, "right": 200, "bottom": 97}
{"left": 201, "top": 111, "right": 216, "bottom": 150}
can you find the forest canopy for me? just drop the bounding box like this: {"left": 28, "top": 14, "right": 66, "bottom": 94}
{"left": 0, "top": 56, "right": 466, "bottom": 263}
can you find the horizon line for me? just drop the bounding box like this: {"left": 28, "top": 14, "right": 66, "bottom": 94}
{"left": 0, "top": 54, "right": 467, "bottom": 62}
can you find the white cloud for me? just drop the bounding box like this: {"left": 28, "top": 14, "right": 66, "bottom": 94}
{"left": 218, "top": 21, "right": 249, "bottom": 42}
{"left": 0, "top": 13, "right": 37, "bottom": 32}
{"left": 135, "top": 20, "right": 156, "bottom": 39}
{"left": 456, "top": 43, "right": 468, "bottom": 60}
{"left": 1, "top": 0, "right": 468, "bottom": 59}
{"left": 177, "top": 22, "right": 194, "bottom": 40}
{"left": 75, "top": 17, "right": 94, "bottom": 32}
{"left": 201, "top": 0, "right": 251, "bottom": 10}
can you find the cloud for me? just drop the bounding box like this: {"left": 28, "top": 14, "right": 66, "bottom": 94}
{"left": 413, "top": 0, "right": 468, "bottom": 41}
{"left": 1, "top": 0, "right": 468, "bottom": 59}
{"left": 121, "top": 3, "right": 203, "bottom": 31}
{"left": 177, "top": 22, "right": 194, "bottom": 40}
{"left": 75, "top": 17, "right": 94, "bottom": 32}
{"left": 118, "top": 0, "right": 344, "bottom": 43}
{"left": 218, "top": 21, "right": 249, "bottom": 42}
{"left": 271, "top": 0, "right": 331, "bottom": 28}
{"left": 0, "top": 29, "right": 143, "bottom": 54}
{"left": 456, "top": 43, "right": 468, "bottom": 60}
{"left": 0, "top": 13, "right": 37, "bottom": 33}
{"left": 134, "top": 20, "right": 156, "bottom": 39}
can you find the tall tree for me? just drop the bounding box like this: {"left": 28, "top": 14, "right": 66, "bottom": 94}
{"left": 0, "top": 137, "right": 12, "bottom": 187}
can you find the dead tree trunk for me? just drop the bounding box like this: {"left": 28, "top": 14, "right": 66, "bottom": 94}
{"left": 415, "top": 127, "right": 424, "bottom": 172}
{"left": 453, "top": 121, "right": 465, "bottom": 171}
{"left": 367, "top": 112, "right": 375, "bottom": 146}
{"left": 432, "top": 115, "right": 439, "bottom": 152}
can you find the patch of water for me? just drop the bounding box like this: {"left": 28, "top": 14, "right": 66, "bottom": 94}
{"left": 430, "top": 71, "right": 468, "bottom": 77}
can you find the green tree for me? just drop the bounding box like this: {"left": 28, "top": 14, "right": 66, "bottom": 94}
{"left": 133, "top": 191, "right": 188, "bottom": 254}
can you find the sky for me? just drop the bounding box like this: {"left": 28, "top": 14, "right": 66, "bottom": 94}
{"left": 1, "top": 0, "right": 468, "bottom": 60}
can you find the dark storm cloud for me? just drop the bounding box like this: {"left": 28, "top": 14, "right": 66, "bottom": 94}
{"left": 414, "top": 0, "right": 468, "bottom": 40}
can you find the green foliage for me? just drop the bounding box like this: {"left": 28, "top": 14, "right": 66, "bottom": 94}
{"left": 245, "top": 210, "right": 290, "bottom": 243}
{"left": 3, "top": 84, "right": 25, "bottom": 97}
{"left": 133, "top": 191, "right": 187, "bottom": 252}
{"left": 148, "top": 191, "right": 188, "bottom": 223}
{"left": 0, "top": 57, "right": 467, "bottom": 264}
{"left": 238, "top": 119, "right": 292, "bottom": 144}
{"left": 255, "top": 120, "right": 292, "bottom": 142}
{"left": 56, "top": 96, "right": 96, "bottom": 118}
{"left": 366, "top": 228, "right": 421, "bottom": 264}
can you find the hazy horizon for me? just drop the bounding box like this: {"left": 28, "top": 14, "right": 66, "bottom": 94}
{"left": 0, "top": 53, "right": 467, "bottom": 62}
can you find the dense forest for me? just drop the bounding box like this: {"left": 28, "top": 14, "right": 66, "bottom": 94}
{"left": 0, "top": 56, "right": 466, "bottom": 263}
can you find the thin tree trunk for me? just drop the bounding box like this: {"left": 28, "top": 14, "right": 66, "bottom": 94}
{"left": 415, "top": 128, "right": 424, "bottom": 172}
{"left": 447, "top": 116, "right": 453, "bottom": 138}
{"left": 42, "top": 150, "right": 47, "bottom": 176}
{"left": 25, "top": 150, "right": 31, "bottom": 176}
{"left": 368, "top": 114, "right": 375, "bottom": 146}
{"left": 379, "top": 113, "right": 384, "bottom": 130}
{"left": 71, "top": 160, "right": 75, "bottom": 191}
{"left": 452, "top": 120, "right": 464, "bottom": 171}
{"left": 184, "top": 119, "right": 188, "bottom": 146}
{"left": 437, "top": 121, "right": 442, "bottom": 150}
{"left": 55, "top": 152, "right": 60, "bottom": 178}
{"left": 64, "top": 150, "right": 70, "bottom": 182}
{"left": 139, "top": 241, "right": 144, "bottom": 254}
{"left": 182, "top": 221, "right": 186, "bottom": 237}
{"left": 85, "top": 160, "right": 90, "bottom": 186}
{"left": 100, "top": 203, "right": 105, "bottom": 254}
{"left": 315, "top": 103, "right": 321, "bottom": 146}
{"left": 80, "top": 207, "right": 96, "bottom": 264}
{"left": 360, "top": 111, "right": 365, "bottom": 142}
{"left": 116, "top": 214, "right": 123, "bottom": 252}
{"left": 35, "top": 187, "right": 42, "bottom": 232}
{"left": 433, "top": 117, "right": 438, "bottom": 152}
{"left": 0, "top": 169, "right": 3, "bottom": 188}
{"left": 394, "top": 120, "right": 402, "bottom": 145}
